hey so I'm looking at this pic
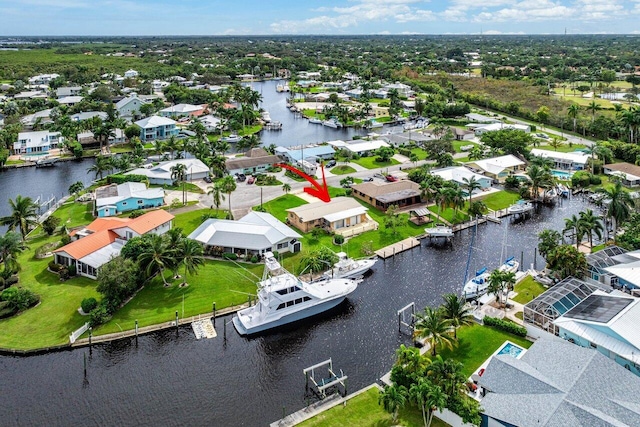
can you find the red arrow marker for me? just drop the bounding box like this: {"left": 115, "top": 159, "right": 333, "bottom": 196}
{"left": 276, "top": 163, "right": 331, "bottom": 202}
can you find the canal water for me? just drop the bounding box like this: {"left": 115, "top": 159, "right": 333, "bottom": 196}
{"left": 0, "top": 197, "right": 587, "bottom": 427}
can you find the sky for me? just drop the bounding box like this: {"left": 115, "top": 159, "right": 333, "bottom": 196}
{"left": 1, "top": 0, "right": 640, "bottom": 36}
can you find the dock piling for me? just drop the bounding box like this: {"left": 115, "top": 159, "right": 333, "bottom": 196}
{"left": 213, "top": 302, "right": 216, "bottom": 327}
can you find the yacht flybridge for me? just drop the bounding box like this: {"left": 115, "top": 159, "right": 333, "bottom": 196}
{"left": 232, "top": 252, "right": 359, "bottom": 336}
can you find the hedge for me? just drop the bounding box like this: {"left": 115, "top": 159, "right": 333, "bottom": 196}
{"left": 107, "top": 174, "right": 149, "bottom": 185}
{"left": 483, "top": 316, "right": 527, "bottom": 337}
{"left": 223, "top": 253, "right": 238, "bottom": 260}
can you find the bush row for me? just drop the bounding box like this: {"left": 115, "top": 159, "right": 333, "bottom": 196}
{"left": 483, "top": 316, "right": 527, "bottom": 337}
{"left": 107, "top": 174, "right": 148, "bottom": 185}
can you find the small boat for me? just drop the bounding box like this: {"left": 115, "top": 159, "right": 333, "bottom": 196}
{"left": 556, "top": 184, "right": 570, "bottom": 198}
{"left": 232, "top": 252, "right": 359, "bottom": 336}
{"left": 425, "top": 223, "right": 454, "bottom": 238}
{"left": 322, "top": 118, "right": 342, "bottom": 128}
{"left": 35, "top": 157, "right": 57, "bottom": 167}
{"left": 221, "top": 134, "right": 242, "bottom": 143}
{"left": 276, "top": 84, "right": 284, "bottom": 93}
{"left": 507, "top": 200, "right": 534, "bottom": 215}
{"left": 261, "top": 111, "right": 271, "bottom": 122}
{"left": 283, "top": 84, "right": 290, "bottom": 92}
{"left": 265, "top": 121, "right": 282, "bottom": 130}
{"left": 324, "top": 252, "right": 377, "bottom": 279}
{"left": 367, "top": 120, "right": 383, "bottom": 129}
{"left": 308, "top": 117, "right": 323, "bottom": 124}
{"left": 462, "top": 267, "right": 490, "bottom": 299}
{"left": 498, "top": 256, "right": 519, "bottom": 273}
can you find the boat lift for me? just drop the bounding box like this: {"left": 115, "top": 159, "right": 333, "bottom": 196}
{"left": 303, "top": 358, "right": 347, "bottom": 399}
{"left": 397, "top": 302, "right": 415, "bottom": 335}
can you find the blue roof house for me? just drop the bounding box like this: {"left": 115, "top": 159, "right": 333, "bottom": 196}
{"left": 95, "top": 182, "right": 165, "bottom": 217}
{"left": 134, "top": 116, "right": 179, "bottom": 142}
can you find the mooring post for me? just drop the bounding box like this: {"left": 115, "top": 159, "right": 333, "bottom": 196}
{"left": 83, "top": 352, "right": 87, "bottom": 378}
{"left": 223, "top": 320, "right": 227, "bottom": 341}
{"left": 213, "top": 302, "right": 216, "bottom": 327}
{"left": 247, "top": 295, "right": 251, "bottom": 307}
{"left": 135, "top": 320, "right": 138, "bottom": 345}
{"left": 88, "top": 327, "right": 92, "bottom": 348}
{"left": 398, "top": 312, "right": 401, "bottom": 332}
{"left": 533, "top": 248, "right": 538, "bottom": 270}
{"left": 520, "top": 251, "right": 524, "bottom": 272}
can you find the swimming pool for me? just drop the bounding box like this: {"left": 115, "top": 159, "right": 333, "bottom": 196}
{"left": 551, "top": 169, "right": 573, "bottom": 180}
{"left": 496, "top": 341, "right": 526, "bottom": 359}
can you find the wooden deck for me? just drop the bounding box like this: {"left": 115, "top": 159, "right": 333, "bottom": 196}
{"left": 375, "top": 237, "right": 420, "bottom": 259}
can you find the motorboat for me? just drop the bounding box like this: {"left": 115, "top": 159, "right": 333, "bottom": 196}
{"left": 425, "top": 223, "right": 454, "bottom": 238}
{"left": 232, "top": 252, "right": 359, "bottom": 336}
{"left": 507, "top": 200, "right": 534, "bottom": 215}
{"left": 322, "top": 118, "right": 343, "bottom": 128}
{"left": 222, "top": 134, "right": 242, "bottom": 143}
{"left": 556, "top": 184, "right": 570, "bottom": 198}
{"left": 308, "top": 117, "right": 323, "bottom": 124}
{"left": 498, "top": 256, "right": 519, "bottom": 274}
{"left": 366, "top": 120, "right": 383, "bottom": 129}
{"left": 324, "top": 252, "right": 377, "bottom": 279}
{"left": 462, "top": 267, "right": 490, "bottom": 299}
{"left": 276, "top": 84, "right": 284, "bottom": 93}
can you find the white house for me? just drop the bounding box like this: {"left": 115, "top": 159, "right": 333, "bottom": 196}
{"left": 28, "top": 73, "right": 59, "bottom": 85}
{"left": 466, "top": 154, "right": 526, "bottom": 182}
{"left": 13, "top": 131, "right": 62, "bottom": 155}
{"left": 70, "top": 111, "right": 108, "bottom": 122}
{"left": 124, "top": 69, "right": 139, "bottom": 78}
{"left": 530, "top": 148, "right": 590, "bottom": 170}
{"left": 327, "top": 139, "right": 390, "bottom": 157}
{"left": 188, "top": 211, "right": 302, "bottom": 256}
{"left": 56, "top": 86, "right": 82, "bottom": 98}
{"left": 472, "top": 123, "right": 531, "bottom": 135}
{"left": 430, "top": 166, "right": 493, "bottom": 191}
{"left": 126, "top": 158, "right": 210, "bottom": 185}
{"left": 57, "top": 96, "right": 84, "bottom": 106}
{"left": 382, "top": 82, "right": 414, "bottom": 98}
{"left": 159, "top": 103, "right": 205, "bottom": 118}
{"left": 20, "top": 109, "right": 53, "bottom": 127}
{"left": 199, "top": 114, "right": 221, "bottom": 132}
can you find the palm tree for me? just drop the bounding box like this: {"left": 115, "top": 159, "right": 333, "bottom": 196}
{"left": 282, "top": 183, "right": 291, "bottom": 194}
{"left": 440, "top": 293, "right": 474, "bottom": 339}
{"left": 413, "top": 307, "right": 455, "bottom": 356}
{"left": 586, "top": 100, "right": 602, "bottom": 123}
{"left": 170, "top": 163, "right": 187, "bottom": 185}
{"left": 419, "top": 180, "right": 434, "bottom": 204}
{"left": 0, "top": 195, "right": 40, "bottom": 240}
{"left": 462, "top": 176, "right": 481, "bottom": 207}
{"left": 395, "top": 344, "right": 431, "bottom": 378}
{"left": 598, "top": 182, "right": 634, "bottom": 242}
{"left": 527, "top": 164, "right": 554, "bottom": 201}
{"left": 378, "top": 385, "right": 407, "bottom": 424}
{"left": 218, "top": 175, "right": 237, "bottom": 219}
{"left": 563, "top": 214, "right": 584, "bottom": 249}
{"left": 87, "top": 155, "right": 112, "bottom": 180}
{"left": 488, "top": 270, "right": 516, "bottom": 309}
{"left": 177, "top": 238, "right": 204, "bottom": 285}
{"left": 579, "top": 209, "right": 604, "bottom": 250}
{"left": 567, "top": 103, "right": 580, "bottom": 133}
{"left": 424, "top": 383, "right": 448, "bottom": 427}
{"left": 137, "top": 234, "right": 176, "bottom": 286}
{"left": 427, "top": 355, "right": 466, "bottom": 397}
{"left": 0, "top": 231, "right": 27, "bottom": 272}
{"left": 409, "top": 378, "right": 433, "bottom": 427}
{"left": 207, "top": 183, "right": 225, "bottom": 211}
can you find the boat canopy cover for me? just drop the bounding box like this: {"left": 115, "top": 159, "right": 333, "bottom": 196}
{"left": 476, "top": 267, "right": 488, "bottom": 276}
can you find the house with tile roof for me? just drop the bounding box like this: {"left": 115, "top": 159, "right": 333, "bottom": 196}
{"left": 603, "top": 162, "right": 640, "bottom": 187}
{"left": 351, "top": 180, "right": 421, "bottom": 211}
{"left": 286, "top": 197, "right": 377, "bottom": 235}
{"left": 478, "top": 339, "right": 640, "bottom": 426}
{"left": 95, "top": 182, "right": 165, "bottom": 217}
{"left": 53, "top": 210, "right": 174, "bottom": 279}
{"left": 159, "top": 103, "right": 206, "bottom": 118}
{"left": 188, "top": 211, "right": 302, "bottom": 256}
{"left": 134, "top": 115, "right": 179, "bottom": 141}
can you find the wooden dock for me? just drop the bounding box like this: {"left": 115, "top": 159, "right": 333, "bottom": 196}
{"left": 375, "top": 237, "right": 420, "bottom": 259}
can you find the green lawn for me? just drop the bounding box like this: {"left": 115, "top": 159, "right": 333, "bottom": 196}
{"left": 512, "top": 275, "right": 548, "bottom": 304}
{"left": 409, "top": 147, "right": 428, "bottom": 160}
{"left": 428, "top": 206, "right": 469, "bottom": 224}
{"left": 95, "top": 260, "right": 263, "bottom": 335}
{"left": 51, "top": 201, "right": 94, "bottom": 228}
{"left": 536, "top": 143, "right": 587, "bottom": 153}
{"left": 5, "top": 159, "right": 25, "bottom": 166}
{"left": 330, "top": 165, "right": 357, "bottom": 175}
{"left": 170, "top": 208, "right": 225, "bottom": 235}
{"left": 438, "top": 324, "right": 532, "bottom": 377}
{"left": 352, "top": 156, "right": 400, "bottom": 170}
{"left": 259, "top": 194, "right": 307, "bottom": 222}
{"left": 452, "top": 139, "right": 475, "bottom": 153}
{"left": 152, "top": 182, "right": 204, "bottom": 194}
{"left": 477, "top": 190, "right": 521, "bottom": 211}
{"left": 298, "top": 387, "right": 450, "bottom": 427}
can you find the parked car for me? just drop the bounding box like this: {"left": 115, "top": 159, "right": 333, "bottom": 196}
{"left": 203, "top": 175, "right": 212, "bottom": 183}
{"left": 325, "top": 160, "right": 336, "bottom": 168}
{"left": 247, "top": 176, "right": 255, "bottom": 185}
{"left": 363, "top": 177, "right": 374, "bottom": 182}
{"left": 235, "top": 173, "right": 246, "bottom": 182}
{"left": 385, "top": 175, "right": 398, "bottom": 182}
{"left": 373, "top": 173, "right": 385, "bottom": 179}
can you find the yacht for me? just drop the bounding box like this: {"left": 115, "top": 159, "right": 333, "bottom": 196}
{"left": 324, "top": 252, "right": 377, "bottom": 279}
{"left": 498, "top": 256, "right": 519, "bottom": 274}
{"left": 221, "top": 134, "right": 242, "bottom": 143}
{"left": 308, "top": 117, "right": 323, "bottom": 124}
{"left": 506, "top": 200, "right": 534, "bottom": 215}
{"left": 232, "top": 252, "right": 359, "bottom": 336}
{"left": 425, "top": 223, "right": 454, "bottom": 238}
{"left": 276, "top": 84, "right": 284, "bottom": 93}
{"left": 322, "top": 118, "right": 342, "bottom": 128}
{"left": 462, "top": 267, "right": 490, "bottom": 299}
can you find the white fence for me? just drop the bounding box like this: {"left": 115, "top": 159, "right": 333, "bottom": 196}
{"left": 69, "top": 322, "right": 90, "bottom": 344}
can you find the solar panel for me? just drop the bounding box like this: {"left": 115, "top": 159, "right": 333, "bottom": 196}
{"left": 564, "top": 294, "right": 633, "bottom": 323}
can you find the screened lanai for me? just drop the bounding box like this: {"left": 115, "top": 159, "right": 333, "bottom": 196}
{"left": 523, "top": 277, "right": 610, "bottom": 335}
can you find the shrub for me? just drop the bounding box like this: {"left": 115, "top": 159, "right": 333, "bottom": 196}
{"left": 48, "top": 261, "right": 64, "bottom": 272}
{"left": 61, "top": 235, "right": 71, "bottom": 245}
{"left": 0, "top": 277, "right": 4, "bottom": 291}
{"left": 68, "top": 264, "right": 77, "bottom": 277}
{"left": 0, "top": 300, "right": 17, "bottom": 318}
{"left": 334, "top": 234, "right": 345, "bottom": 245}
{"left": 128, "top": 209, "right": 144, "bottom": 218}
{"left": 89, "top": 303, "right": 111, "bottom": 327}
{"left": 59, "top": 267, "right": 70, "bottom": 281}
{"left": 483, "top": 316, "right": 527, "bottom": 337}
{"left": 590, "top": 175, "right": 602, "bottom": 185}
{"left": 81, "top": 297, "right": 98, "bottom": 313}
{"left": 5, "top": 275, "right": 19, "bottom": 286}
{"left": 1, "top": 287, "right": 39, "bottom": 311}
{"left": 250, "top": 255, "right": 258, "bottom": 263}
{"left": 271, "top": 251, "right": 279, "bottom": 259}
{"left": 571, "top": 171, "right": 592, "bottom": 188}
{"left": 504, "top": 176, "right": 520, "bottom": 190}
{"left": 42, "top": 216, "right": 61, "bottom": 235}
{"left": 223, "top": 253, "right": 238, "bottom": 260}
{"left": 107, "top": 174, "right": 148, "bottom": 184}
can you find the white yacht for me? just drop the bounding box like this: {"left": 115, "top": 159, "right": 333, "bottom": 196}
{"left": 324, "top": 252, "right": 377, "bottom": 279}
{"left": 425, "top": 223, "right": 454, "bottom": 238}
{"left": 233, "top": 252, "right": 359, "bottom": 336}
{"left": 222, "top": 134, "right": 242, "bottom": 143}
{"left": 308, "top": 117, "right": 323, "bottom": 124}
{"left": 276, "top": 84, "right": 284, "bottom": 93}
{"left": 322, "top": 118, "right": 342, "bottom": 128}
{"left": 498, "top": 256, "right": 519, "bottom": 274}
{"left": 462, "top": 267, "right": 490, "bottom": 299}
{"left": 506, "top": 200, "right": 534, "bottom": 215}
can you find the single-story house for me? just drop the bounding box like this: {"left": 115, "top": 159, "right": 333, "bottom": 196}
{"left": 13, "top": 131, "right": 62, "bottom": 155}
{"left": 20, "top": 109, "right": 53, "bottom": 127}
{"left": 466, "top": 154, "right": 526, "bottom": 182}
{"left": 464, "top": 113, "right": 501, "bottom": 123}
{"left": 585, "top": 245, "right": 640, "bottom": 286}
{"left": 327, "top": 139, "right": 390, "bottom": 157}
{"left": 554, "top": 290, "right": 640, "bottom": 377}
{"left": 70, "top": 111, "right": 107, "bottom": 122}
{"left": 124, "top": 69, "right": 139, "bottom": 78}
{"left": 351, "top": 180, "right": 422, "bottom": 211}
{"left": 95, "top": 182, "right": 165, "bottom": 217}
{"left": 13, "top": 90, "right": 47, "bottom": 100}
{"left": 430, "top": 166, "right": 492, "bottom": 191}
{"left": 478, "top": 339, "right": 640, "bottom": 427}
{"left": 275, "top": 145, "right": 335, "bottom": 163}
{"left": 56, "top": 86, "right": 82, "bottom": 98}
{"left": 57, "top": 96, "right": 84, "bottom": 106}
{"left": 28, "top": 73, "right": 59, "bottom": 85}
{"left": 530, "top": 148, "right": 590, "bottom": 170}
{"left": 382, "top": 82, "right": 414, "bottom": 98}
{"left": 188, "top": 211, "right": 302, "bottom": 256}
{"left": 159, "top": 103, "right": 206, "bottom": 118}
{"left": 603, "top": 162, "right": 640, "bottom": 187}
{"left": 134, "top": 115, "right": 179, "bottom": 141}
{"left": 225, "top": 148, "right": 281, "bottom": 175}
{"left": 452, "top": 127, "right": 475, "bottom": 140}
{"left": 53, "top": 209, "right": 174, "bottom": 279}
{"left": 472, "top": 123, "right": 530, "bottom": 135}
{"left": 372, "top": 106, "right": 389, "bottom": 118}
{"left": 198, "top": 114, "right": 221, "bottom": 132}
{"left": 77, "top": 128, "right": 126, "bottom": 146}
{"left": 286, "top": 197, "right": 376, "bottom": 235}
{"left": 126, "top": 158, "right": 210, "bottom": 185}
